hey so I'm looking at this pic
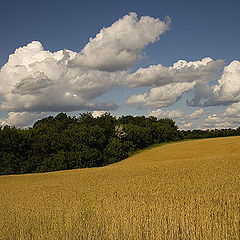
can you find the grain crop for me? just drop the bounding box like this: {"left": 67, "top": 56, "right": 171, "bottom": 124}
{"left": 0, "top": 136, "right": 240, "bottom": 239}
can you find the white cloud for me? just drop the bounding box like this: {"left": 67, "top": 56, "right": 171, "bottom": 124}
{"left": 92, "top": 110, "right": 107, "bottom": 118}
{"left": 1, "top": 12, "right": 239, "bottom": 130}
{"left": 126, "top": 82, "right": 196, "bottom": 108}
{"left": 224, "top": 102, "right": 240, "bottom": 117}
{"left": 148, "top": 109, "right": 185, "bottom": 120}
{"left": 0, "top": 13, "right": 172, "bottom": 127}
{"left": 205, "top": 60, "right": 240, "bottom": 106}
{"left": 126, "top": 58, "right": 224, "bottom": 109}
{"left": 186, "top": 60, "right": 240, "bottom": 108}
{"left": 180, "top": 122, "right": 193, "bottom": 130}
{"left": 12, "top": 71, "right": 53, "bottom": 95}
{"left": 203, "top": 104, "right": 240, "bottom": 129}
{"left": 189, "top": 108, "right": 204, "bottom": 119}
{"left": 199, "top": 99, "right": 240, "bottom": 129}
{"left": 149, "top": 108, "right": 205, "bottom": 121}
{"left": 0, "top": 112, "right": 47, "bottom": 128}
{"left": 203, "top": 114, "right": 232, "bottom": 129}
{"left": 126, "top": 57, "right": 224, "bottom": 87}
{"left": 73, "top": 12, "right": 170, "bottom": 71}
{"left": 0, "top": 41, "right": 127, "bottom": 115}
{"left": 149, "top": 108, "right": 206, "bottom": 129}
{"left": 186, "top": 82, "right": 213, "bottom": 106}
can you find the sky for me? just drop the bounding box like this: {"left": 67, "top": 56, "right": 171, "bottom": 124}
{"left": 1, "top": 0, "right": 240, "bottom": 129}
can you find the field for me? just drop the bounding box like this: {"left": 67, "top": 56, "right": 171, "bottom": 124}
{"left": 0, "top": 136, "right": 240, "bottom": 239}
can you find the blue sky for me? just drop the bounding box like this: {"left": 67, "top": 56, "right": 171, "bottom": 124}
{"left": 1, "top": 0, "right": 240, "bottom": 129}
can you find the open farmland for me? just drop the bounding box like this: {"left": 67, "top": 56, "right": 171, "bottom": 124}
{"left": 0, "top": 136, "right": 240, "bottom": 239}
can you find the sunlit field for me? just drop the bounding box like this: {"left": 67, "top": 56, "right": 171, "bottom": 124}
{"left": 1, "top": 136, "right": 240, "bottom": 239}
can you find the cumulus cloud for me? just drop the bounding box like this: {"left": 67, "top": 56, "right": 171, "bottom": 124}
{"left": 149, "top": 108, "right": 205, "bottom": 121}
{"left": 126, "top": 58, "right": 224, "bottom": 109}
{"left": 73, "top": 12, "right": 170, "bottom": 71}
{"left": 0, "top": 112, "right": 47, "bottom": 128}
{"left": 0, "top": 41, "right": 127, "bottom": 115}
{"left": 130, "top": 58, "right": 240, "bottom": 111}
{"left": 12, "top": 71, "right": 53, "bottom": 95}
{"left": 186, "top": 82, "right": 213, "bottom": 106}
{"left": 203, "top": 114, "right": 236, "bottom": 129}
{"left": 205, "top": 60, "right": 240, "bottom": 106}
{"left": 126, "top": 57, "right": 224, "bottom": 87}
{"left": 148, "top": 109, "right": 185, "bottom": 120}
{"left": 92, "top": 110, "right": 107, "bottom": 118}
{"left": 223, "top": 101, "right": 240, "bottom": 117}
{"left": 180, "top": 122, "right": 193, "bottom": 130}
{"left": 202, "top": 101, "right": 240, "bottom": 129}
{"left": 187, "top": 60, "right": 240, "bottom": 107}
{"left": 126, "top": 82, "right": 196, "bottom": 108}
{"left": 0, "top": 12, "right": 172, "bottom": 127}
{"left": 149, "top": 108, "right": 205, "bottom": 129}
{"left": 2, "top": 12, "right": 239, "bottom": 130}
{"left": 189, "top": 108, "right": 204, "bottom": 119}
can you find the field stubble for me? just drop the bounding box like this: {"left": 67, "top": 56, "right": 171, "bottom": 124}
{"left": 0, "top": 136, "right": 240, "bottom": 239}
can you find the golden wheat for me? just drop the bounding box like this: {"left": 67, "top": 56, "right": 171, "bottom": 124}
{"left": 0, "top": 136, "right": 240, "bottom": 239}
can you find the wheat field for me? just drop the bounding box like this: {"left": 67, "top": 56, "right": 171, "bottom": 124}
{"left": 0, "top": 136, "right": 240, "bottom": 239}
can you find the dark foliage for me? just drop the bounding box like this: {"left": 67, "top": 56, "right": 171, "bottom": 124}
{"left": 180, "top": 128, "right": 240, "bottom": 139}
{"left": 0, "top": 112, "right": 239, "bottom": 175}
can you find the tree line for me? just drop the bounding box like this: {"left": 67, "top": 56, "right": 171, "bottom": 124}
{"left": 0, "top": 112, "right": 240, "bottom": 175}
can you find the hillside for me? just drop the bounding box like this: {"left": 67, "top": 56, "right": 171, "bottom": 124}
{"left": 1, "top": 136, "right": 240, "bottom": 239}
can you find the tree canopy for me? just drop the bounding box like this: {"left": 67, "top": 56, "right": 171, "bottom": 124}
{"left": 0, "top": 112, "right": 239, "bottom": 175}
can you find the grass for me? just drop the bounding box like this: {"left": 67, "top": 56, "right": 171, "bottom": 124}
{"left": 0, "top": 136, "right": 240, "bottom": 239}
